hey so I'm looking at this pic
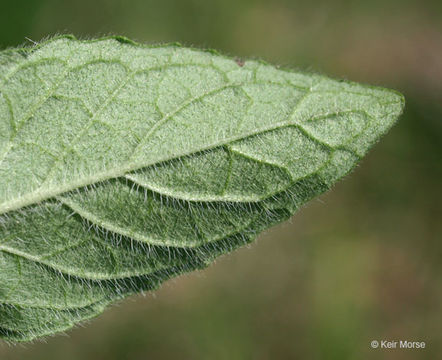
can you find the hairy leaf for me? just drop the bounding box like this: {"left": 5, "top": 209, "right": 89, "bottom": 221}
{"left": 0, "top": 35, "right": 404, "bottom": 342}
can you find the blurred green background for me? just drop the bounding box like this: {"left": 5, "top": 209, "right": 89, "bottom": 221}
{"left": 0, "top": 0, "right": 440, "bottom": 359}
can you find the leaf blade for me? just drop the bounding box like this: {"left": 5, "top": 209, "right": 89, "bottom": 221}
{"left": 0, "top": 35, "right": 404, "bottom": 342}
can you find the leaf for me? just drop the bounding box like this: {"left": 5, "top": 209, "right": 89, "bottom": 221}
{"left": 0, "top": 35, "right": 404, "bottom": 342}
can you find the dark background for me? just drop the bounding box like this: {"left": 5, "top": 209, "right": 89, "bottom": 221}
{"left": 0, "top": 0, "right": 440, "bottom": 359}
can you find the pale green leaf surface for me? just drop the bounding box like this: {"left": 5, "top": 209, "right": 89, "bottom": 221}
{"left": 0, "top": 36, "right": 404, "bottom": 342}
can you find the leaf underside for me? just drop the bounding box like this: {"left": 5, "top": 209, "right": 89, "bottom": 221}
{"left": 0, "top": 35, "right": 404, "bottom": 342}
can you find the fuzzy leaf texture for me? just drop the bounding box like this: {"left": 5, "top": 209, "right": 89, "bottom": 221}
{"left": 0, "top": 35, "right": 404, "bottom": 342}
